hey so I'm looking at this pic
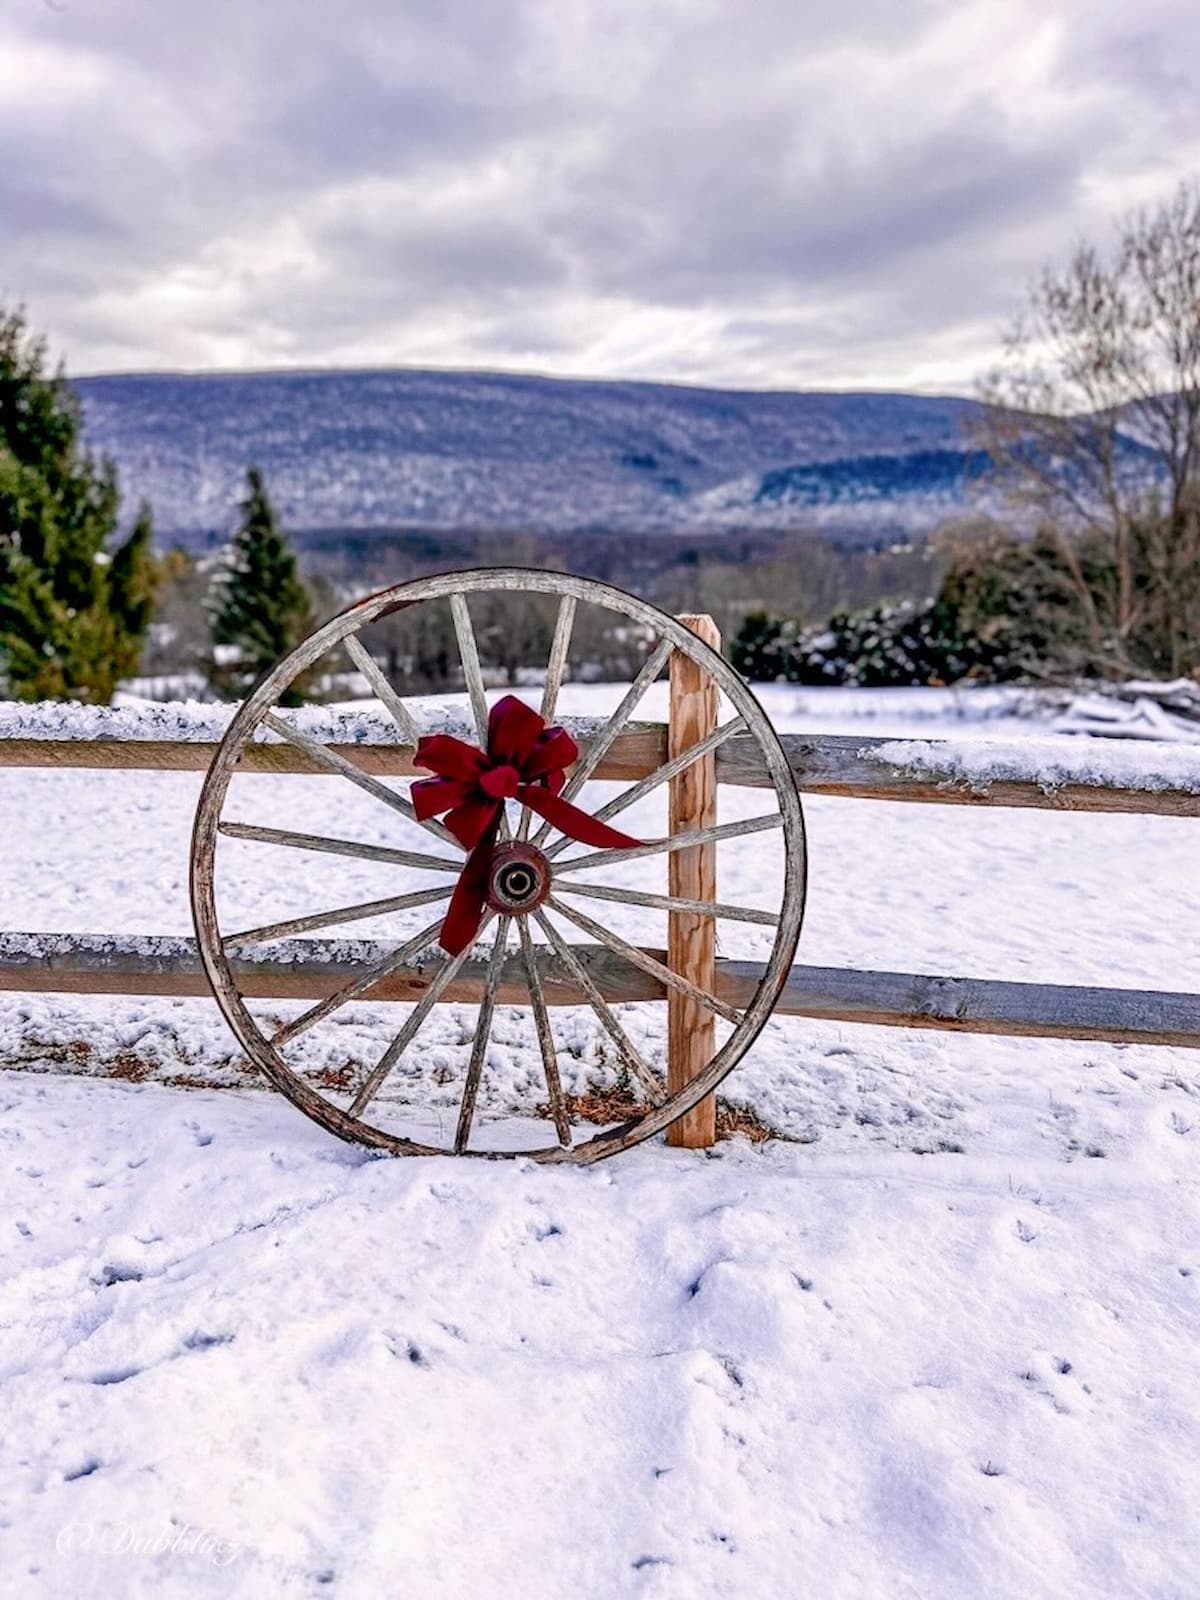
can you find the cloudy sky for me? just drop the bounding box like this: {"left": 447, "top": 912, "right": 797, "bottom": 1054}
{"left": 3, "top": 0, "right": 1199, "bottom": 392}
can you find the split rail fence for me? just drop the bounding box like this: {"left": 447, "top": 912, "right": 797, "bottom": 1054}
{"left": 3, "top": 705, "right": 1198, "bottom": 1057}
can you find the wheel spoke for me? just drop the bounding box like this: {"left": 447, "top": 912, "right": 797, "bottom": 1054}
{"left": 451, "top": 591, "right": 510, "bottom": 843}
{"left": 222, "top": 884, "right": 452, "bottom": 948}
{"left": 348, "top": 914, "right": 496, "bottom": 1119}
{"left": 529, "top": 637, "right": 673, "bottom": 848}
{"left": 553, "top": 879, "right": 777, "bottom": 926}
{"left": 546, "top": 896, "right": 742, "bottom": 1025}
{"left": 450, "top": 592, "right": 490, "bottom": 746}
{"left": 544, "top": 716, "right": 745, "bottom": 859}
{"left": 519, "top": 595, "right": 576, "bottom": 842}
{"left": 533, "top": 910, "right": 665, "bottom": 1105}
{"left": 218, "top": 821, "right": 462, "bottom": 874}
{"left": 454, "top": 917, "right": 511, "bottom": 1153}
{"left": 270, "top": 916, "right": 446, "bottom": 1047}
{"left": 263, "top": 712, "right": 459, "bottom": 848}
{"left": 551, "top": 812, "right": 783, "bottom": 875}
{"left": 539, "top": 595, "right": 576, "bottom": 724}
{"left": 517, "top": 916, "right": 571, "bottom": 1145}
{"left": 344, "top": 635, "right": 421, "bottom": 746}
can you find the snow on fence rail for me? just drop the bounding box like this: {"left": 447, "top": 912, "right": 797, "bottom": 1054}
{"left": 5, "top": 699, "right": 1200, "bottom": 814}
{"left": 3, "top": 933, "right": 1197, "bottom": 1050}
{"left": 1, "top": 701, "right": 1199, "bottom": 1051}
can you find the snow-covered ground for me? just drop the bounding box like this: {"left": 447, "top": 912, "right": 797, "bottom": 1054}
{"left": 2, "top": 683, "right": 1199, "bottom": 1598}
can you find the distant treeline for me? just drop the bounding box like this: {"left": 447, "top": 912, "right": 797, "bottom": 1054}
{"left": 293, "top": 524, "right": 942, "bottom": 651}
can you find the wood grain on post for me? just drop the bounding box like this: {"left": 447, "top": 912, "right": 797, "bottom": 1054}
{"left": 667, "top": 615, "right": 720, "bottom": 1148}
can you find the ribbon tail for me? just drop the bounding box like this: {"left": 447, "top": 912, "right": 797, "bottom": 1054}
{"left": 439, "top": 814, "right": 502, "bottom": 956}
{"left": 517, "top": 787, "right": 641, "bottom": 850}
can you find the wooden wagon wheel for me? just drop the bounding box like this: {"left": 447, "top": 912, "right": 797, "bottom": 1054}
{"left": 190, "top": 569, "right": 806, "bottom": 1163}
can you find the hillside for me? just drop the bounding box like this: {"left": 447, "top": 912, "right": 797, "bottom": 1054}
{"left": 76, "top": 367, "right": 989, "bottom": 544}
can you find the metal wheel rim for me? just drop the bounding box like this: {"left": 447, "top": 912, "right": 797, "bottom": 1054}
{"left": 190, "top": 567, "right": 807, "bottom": 1164}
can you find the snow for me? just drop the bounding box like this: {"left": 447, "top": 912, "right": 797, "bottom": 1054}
{"left": 6, "top": 685, "right": 1200, "bottom": 795}
{"left": 0, "top": 931, "right": 424, "bottom": 969}
{"left": 1053, "top": 692, "right": 1200, "bottom": 744}
{"left": 2, "top": 682, "right": 1199, "bottom": 1597}
{"left": 866, "top": 733, "right": 1200, "bottom": 794}
{"left": 4, "top": 1078, "right": 1198, "bottom": 1598}
{"left": 0, "top": 697, "right": 484, "bottom": 747}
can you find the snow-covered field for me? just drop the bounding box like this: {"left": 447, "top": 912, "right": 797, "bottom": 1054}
{"left": 2, "top": 683, "right": 1199, "bottom": 1598}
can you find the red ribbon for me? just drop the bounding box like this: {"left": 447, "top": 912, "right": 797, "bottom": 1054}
{"left": 412, "top": 694, "right": 640, "bottom": 955}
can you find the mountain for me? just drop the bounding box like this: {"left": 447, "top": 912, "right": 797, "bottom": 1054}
{"left": 76, "top": 366, "right": 992, "bottom": 545}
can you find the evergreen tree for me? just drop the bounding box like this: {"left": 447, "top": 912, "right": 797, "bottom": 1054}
{"left": 0, "top": 307, "right": 160, "bottom": 702}
{"left": 107, "top": 506, "right": 158, "bottom": 681}
{"left": 209, "top": 468, "right": 315, "bottom": 704}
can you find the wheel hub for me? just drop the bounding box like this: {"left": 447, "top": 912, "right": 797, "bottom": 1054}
{"left": 486, "top": 840, "right": 552, "bottom": 915}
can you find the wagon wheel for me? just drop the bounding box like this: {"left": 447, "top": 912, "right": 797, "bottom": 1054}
{"left": 190, "top": 569, "right": 806, "bottom": 1163}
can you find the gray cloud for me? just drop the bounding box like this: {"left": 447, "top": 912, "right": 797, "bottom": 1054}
{"left": 3, "top": 0, "right": 1199, "bottom": 389}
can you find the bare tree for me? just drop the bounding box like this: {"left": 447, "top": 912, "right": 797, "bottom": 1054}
{"left": 978, "top": 180, "right": 1200, "bottom": 679}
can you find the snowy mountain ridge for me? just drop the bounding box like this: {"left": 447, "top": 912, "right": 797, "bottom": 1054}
{"left": 76, "top": 367, "right": 992, "bottom": 543}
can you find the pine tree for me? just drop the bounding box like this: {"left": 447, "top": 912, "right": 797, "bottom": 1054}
{"left": 0, "top": 307, "right": 160, "bottom": 702}
{"left": 107, "top": 506, "right": 158, "bottom": 682}
{"left": 209, "top": 468, "right": 315, "bottom": 704}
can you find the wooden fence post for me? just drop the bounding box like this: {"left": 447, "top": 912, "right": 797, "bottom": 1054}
{"left": 667, "top": 614, "right": 720, "bottom": 1148}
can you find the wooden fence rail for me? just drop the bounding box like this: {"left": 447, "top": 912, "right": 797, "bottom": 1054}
{"left": 5, "top": 726, "right": 1200, "bottom": 815}
{"left": 2, "top": 935, "right": 1196, "bottom": 1049}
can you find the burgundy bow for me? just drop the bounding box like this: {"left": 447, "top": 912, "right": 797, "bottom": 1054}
{"left": 412, "top": 694, "right": 639, "bottom": 955}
